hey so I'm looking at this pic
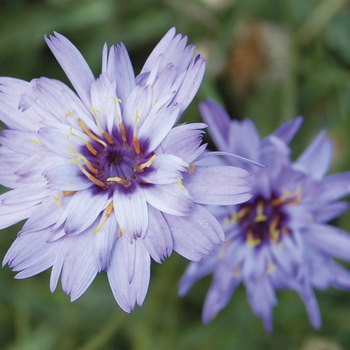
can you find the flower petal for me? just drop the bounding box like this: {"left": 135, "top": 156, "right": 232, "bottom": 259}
{"left": 183, "top": 165, "right": 252, "bottom": 205}
{"left": 142, "top": 205, "right": 173, "bottom": 263}
{"left": 164, "top": 204, "right": 224, "bottom": 261}
{"left": 107, "top": 235, "right": 151, "bottom": 312}
{"left": 113, "top": 182, "right": 148, "bottom": 239}
{"left": 143, "top": 183, "right": 192, "bottom": 216}
{"left": 45, "top": 32, "right": 95, "bottom": 106}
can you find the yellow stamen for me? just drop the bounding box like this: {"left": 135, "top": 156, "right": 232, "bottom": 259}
{"left": 133, "top": 137, "right": 141, "bottom": 155}
{"left": 137, "top": 155, "right": 156, "bottom": 172}
{"left": 32, "top": 139, "right": 42, "bottom": 145}
{"left": 53, "top": 191, "right": 76, "bottom": 207}
{"left": 90, "top": 106, "right": 114, "bottom": 144}
{"left": 107, "top": 177, "right": 131, "bottom": 187}
{"left": 133, "top": 109, "right": 141, "bottom": 154}
{"left": 255, "top": 201, "right": 267, "bottom": 223}
{"left": 269, "top": 216, "right": 280, "bottom": 242}
{"left": 110, "top": 97, "right": 127, "bottom": 142}
{"left": 117, "top": 227, "right": 123, "bottom": 238}
{"left": 67, "top": 126, "right": 98, "bottom": 156}
{"left": 68, "top": 144, "right": 76, "bottom": 157}
{"left": 231, "top": 206, "right": 249, "bottom": 223}
{"left": 71, "top": 155, "right": 99, "bottom": 175}
{"left": 102, "top": 131, "right": 114, "bottom": 145}
{"left": 94, "top": 202, "right": 114, "bottom": 233}
{"left": 119, "top": 123, "right": 127, "bottom": 142}
{"left": 246, "top": 229, "right": 261, "bottom": 248}
{"left": 187, "top": 162, "right": 196, "bottom": 174}
{"left": 272, "top": 186, "right": 302, "bottom": 206}
{"left": 72, "top": 161, "right": 105, "bottom": 188}
{"left": 66, "top": 109, "right": 107, "bottom": 148}
{"left": 176, "top": 178, "right": 185, "bottom": 191}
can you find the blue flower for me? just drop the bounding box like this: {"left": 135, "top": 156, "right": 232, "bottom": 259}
{"left": 0, "top": 31, "right": 251, "bottom": 311}
{"left": 179, "top": 99, "right": 350, "bottom": 331}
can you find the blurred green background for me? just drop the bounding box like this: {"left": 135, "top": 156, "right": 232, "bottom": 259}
{"left": 1, "top": 0, "right": 350, "bottom": 349}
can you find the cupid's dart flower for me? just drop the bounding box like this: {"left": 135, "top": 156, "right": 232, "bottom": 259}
{"left": 179, "top": 99, "right": 350, "bottom": 331}
{"left": 0, "top": 30, "right": 251, "bottom": 311}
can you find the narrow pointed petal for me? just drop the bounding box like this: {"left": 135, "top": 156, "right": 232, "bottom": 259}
{"left": 294, "top": 130, "right": 333, "bottom": 180}
{"left": 306, "top": 224, "right": 350, "bottom": 261}
{"left": 160, "top": 123, "right": 207, "bottom": 163}
{"left": 113, "top": 183, "right": 148, "bottom": 239}
{"left": 138, "top": 105, "right": 179, "bottom": 153}
{"left": 45, "top": 33, "right": 94, "bottom": 106}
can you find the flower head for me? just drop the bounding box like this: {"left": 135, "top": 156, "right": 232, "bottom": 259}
{"left": 0, "top": 30, "right": 251, "bottom": 311}
{"left": 179, "top": 99, "right": 350, "bottom": 331}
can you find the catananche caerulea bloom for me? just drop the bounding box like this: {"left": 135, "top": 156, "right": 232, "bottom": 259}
{"left": 179, "top": 99, "right": 350, "bottom": 331}
{"left": 0, "top": 30, "right": 252, "bottom": 311}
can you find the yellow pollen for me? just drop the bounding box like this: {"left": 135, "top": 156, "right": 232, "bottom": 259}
{"left": 137, "top": 155, "right": 156, "bottom": 172}
{"left": 135, "top": 108, "right": 141, "bottom": 121}
{"left": 107, "top": 177, "right": 131, "bottom": 187}
{"left": 53, "top": 191, "right": 76, "bottom": 207}
{"left": 94, "top": 202, "right": 114, "bottom": 233}
{"left": 68, "top": 144, "right": 76, "bottom": 157}
{"left": 269, "top": 216, "right": 280, "bottom": 242}
{"left": 117, "top": 227, "right": 123, "bottom": 238}
{"left": 176, "top": 178, "right": 185, "bottom": 191}
{"left": 246, "top": 229, "right": 261, "bottom": 248}
{"left": 254, "top": 201, "right": 267, "bottom": 223}
{"left": 133, "top": 109, "right": 141, "bottom": 154}
{"left": 32, "top": 139, "right": 42, "bottom": 145}
{"left": 231, "top": 206, "right": 249, "bottom": 223}
{"left": 272, "top": 186, "right": 302, "bottom": 206}
{"left": 187, "top": 162, "right": 196, "bottom": 174}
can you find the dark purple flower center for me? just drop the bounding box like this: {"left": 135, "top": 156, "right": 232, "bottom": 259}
{"left": 231, "top": 189, "right": 301, "bottom": 248}
{"left": 69, "top": 115, "right": 155, "bottom": 191}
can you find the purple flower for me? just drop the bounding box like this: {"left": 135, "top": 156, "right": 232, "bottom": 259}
{"left": 179, "top": 99, "right": 350, "bottom": 331}
{"left": 0, "top": 30, "right": 251, "bottom": 311}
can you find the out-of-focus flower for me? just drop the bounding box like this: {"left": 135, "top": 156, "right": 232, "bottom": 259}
{"left": 179, "top": 99, "right": 350, "bottom": 331}
{"left": 0, "top": 30, "right": 252, "bottom": 311}
{"left": 228, "top": 21, "right": 289, "bottom": 96}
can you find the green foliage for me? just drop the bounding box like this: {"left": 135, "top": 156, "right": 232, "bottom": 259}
{"left": 1, "top": 0, "right": 350, "bottom": 348}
